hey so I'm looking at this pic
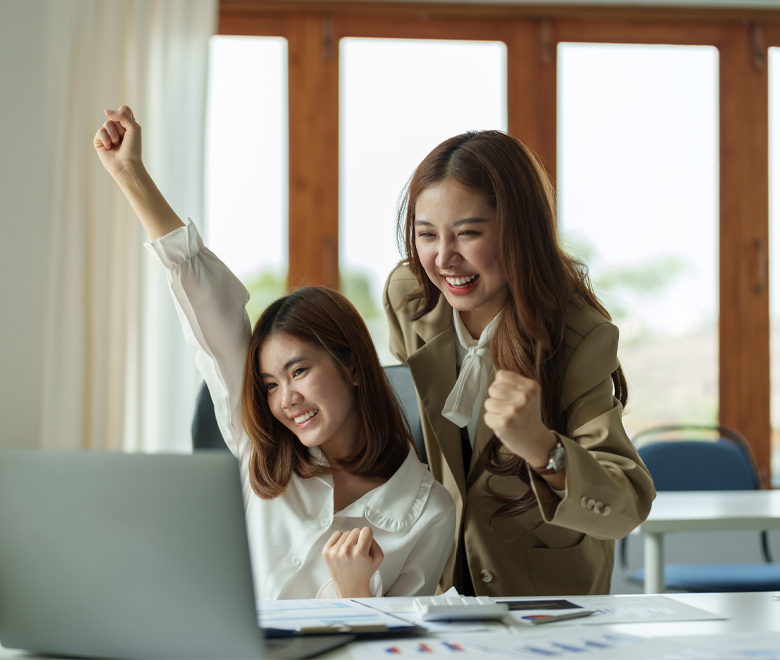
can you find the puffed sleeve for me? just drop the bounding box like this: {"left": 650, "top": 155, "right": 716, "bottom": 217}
{"left": 144, "top": 219, "right": 252, "bottom": 462}
{"left": 528, "top": 317, "right": 656, "bottom": 540}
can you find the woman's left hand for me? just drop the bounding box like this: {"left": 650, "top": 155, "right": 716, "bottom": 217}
{"left": 322, "top": 527, "right": 384, "bottom": 598}
{"left": 483, "top": 369, "right": 557, "bottom": 467}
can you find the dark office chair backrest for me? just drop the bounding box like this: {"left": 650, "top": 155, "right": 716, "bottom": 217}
{"left": 191, "top": 381, "right": 228, "bottom": 451}
{"left": 384, "top": 364, "right": 427, "bottom": 464}
{"left": 192, "top": 365, "right": 427, "bottom": 463}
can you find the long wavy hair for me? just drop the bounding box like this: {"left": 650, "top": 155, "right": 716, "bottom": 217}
{"left": 241, "top": 287, "right": 415, "bottom": 499}
{"left": 397, "top": 130, "right": 627, "bottom": 524}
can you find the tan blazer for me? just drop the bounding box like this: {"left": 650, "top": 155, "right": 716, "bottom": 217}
{"left": 383, "top": 265, "right": 656, "bottom": 596}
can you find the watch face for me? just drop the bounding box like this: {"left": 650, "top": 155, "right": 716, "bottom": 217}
{"left": 549, "top": 443, "right": 566, "bottom": 471}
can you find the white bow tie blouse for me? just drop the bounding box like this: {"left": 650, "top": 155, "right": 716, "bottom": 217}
{"left": 144, "top": 220, "right": 455, "bottom": 601}
{"left": 442, "top": 309, "right": 501, "bottom": 446}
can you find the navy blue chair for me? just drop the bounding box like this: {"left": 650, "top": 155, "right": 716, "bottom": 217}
{"left": 191, "top": 381, "right": 228, "bottom": 451}
{"left": 192, "top": 365, "right": 427, "bottom": 463}
{"left": 620, "top": 424, "right": 780, "bottom": 592}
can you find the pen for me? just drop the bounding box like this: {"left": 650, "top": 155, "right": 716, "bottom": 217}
{"left": 295, "top": 624, "right": 390, "bottom": 634}
{"left": 519, "top": 609, "right": 596, "bottom": 625}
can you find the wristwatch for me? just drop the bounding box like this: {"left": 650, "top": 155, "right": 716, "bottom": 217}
{"left": 530, "top": 440, "right": 566, "bottom": 475}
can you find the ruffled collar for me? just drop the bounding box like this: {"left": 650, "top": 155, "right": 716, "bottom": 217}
{"left": 309, "top": 446, "right": 433, "bottom": 533}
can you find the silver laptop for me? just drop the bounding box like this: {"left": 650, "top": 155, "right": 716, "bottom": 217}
{"left": 0, "top": 450, "right": 351, "bottom": 659}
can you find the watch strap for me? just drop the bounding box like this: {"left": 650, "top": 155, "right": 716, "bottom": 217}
{"left": 529, "top": 440, "right": 566, "bottom": 475}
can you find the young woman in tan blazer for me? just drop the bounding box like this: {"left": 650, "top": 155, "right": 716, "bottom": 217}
{"left": 383, "top": 130, "right": 656, "bottom": 597}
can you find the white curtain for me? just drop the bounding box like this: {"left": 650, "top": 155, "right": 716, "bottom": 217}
{"left": 41, "top": 0, "right": 217, "bottom": 452}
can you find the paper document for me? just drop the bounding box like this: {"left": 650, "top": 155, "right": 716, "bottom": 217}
{"left": 257, "top": 598, "right": 413, "bottom": 631}
{"left": 504, "top": 594, "right": 725, "bottom": 627}
{"left": 337, "top": 627, "right": 780, "bottom": 659}
{"left": 346, "top": 630, "right": 643, "bottom": 658}
{"left": 653, "top": 631, "right": 780, "bottom": 660}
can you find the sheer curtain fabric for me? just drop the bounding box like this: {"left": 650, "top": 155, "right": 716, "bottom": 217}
{"left": 41, "top": 0, "right": 217, "bottom": 452}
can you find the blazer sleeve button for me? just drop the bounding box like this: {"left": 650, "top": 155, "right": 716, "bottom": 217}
{"left": 480, "top": 569, "right": 494, "bottom": 583}
{"left": 580, "top": 496, "right": 589, "bottom": 508}
{"left": 602, "top": 506, "right": 611, "bottom": 516}
{"left": 586, "top": 499, "right": 596, "bottom": 510}
{"left": 593, "top": 501, "right": 604, "bottom": 514}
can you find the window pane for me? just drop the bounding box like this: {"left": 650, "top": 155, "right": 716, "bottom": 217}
{"left": 206, "top": 36, "right": 288, "bottom": 323}
{"left": 340, "top": 38, "right": 507, "bottom": 364}
{"left": 769, "top": 47, "right": 780, "bottom": 487}
{"left": 558, "top": 43, "right": 719, "bottom": 439}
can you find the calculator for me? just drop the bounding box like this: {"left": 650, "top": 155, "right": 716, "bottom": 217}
{"left": 412, "top": 596, "right": 510, "bottom": 621}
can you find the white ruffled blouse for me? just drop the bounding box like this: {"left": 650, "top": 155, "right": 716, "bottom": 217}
{"left": 144, "top": 220, "right": 456, "bottom": 601}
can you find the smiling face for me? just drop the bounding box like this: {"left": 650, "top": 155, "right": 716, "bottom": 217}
{"left": 414, "top": 179, "right": 508, "bottom": 337}
{"left": 259, "top": 333, "right": 360, "bottom": 461}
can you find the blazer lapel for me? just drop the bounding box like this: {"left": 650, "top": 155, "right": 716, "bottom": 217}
{"left": 406, "top": 301, "right": 467, "bottom": 497}
{"left": 466, "top": 364, "right": 496, "bottom": 488}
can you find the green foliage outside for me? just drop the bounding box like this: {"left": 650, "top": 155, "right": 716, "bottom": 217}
{"left": 243, "top": 270, "right": 286, "bottom": 326}
{"left": 241, "top": 268, "right": 380, "bottom": 327}
{"left": 560, "top": 232, "right": 688, "bottom": 332}
{"left": 339, "top": 270, "right": 380, "bottom": 321}
{"left": 561, "top": 233, "right": 717, "bottom": 428}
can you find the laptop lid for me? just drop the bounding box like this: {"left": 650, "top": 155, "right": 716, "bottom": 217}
{"left": 0, "top": 450, "right": 266, "bottom": 660}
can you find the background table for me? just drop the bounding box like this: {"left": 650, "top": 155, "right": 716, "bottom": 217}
{"left": 631, "top": 490, "right": 780, "bottom": 593}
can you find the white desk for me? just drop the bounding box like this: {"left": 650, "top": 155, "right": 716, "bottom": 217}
{"left": 321, "top": 592, "right": 780, "bottom": 658}
{"left": 631, "top": 490, "right": 780, "bottom": 593}
{"left": 1, "top": 592, "right": 779, "bottom": 659}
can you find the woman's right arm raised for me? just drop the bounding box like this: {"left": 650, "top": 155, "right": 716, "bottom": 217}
{"left": 94, "top": 107, "right": 254, "bottom": 470}
{"left": 93, "top": 106, "right": 184, "bottom": 241}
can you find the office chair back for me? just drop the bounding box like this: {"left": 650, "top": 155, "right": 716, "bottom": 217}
{"left": 191, "top": 381, "right": 227, "bottom": 451}
{"left": 192, "top": 365, "right": 427, "bottom": 464}
{"left": 621, "top": 424, "right": 779, "bottom": 591}
{"left": 637, "top": 439, "right": 759, "bottom": 492}
{"left": 384, "top": 364, "right": 427, "bottom": 464}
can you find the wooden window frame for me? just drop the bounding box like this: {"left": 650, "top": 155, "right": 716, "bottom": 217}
{"left": 218, "top": 0, "right": 780, "bottom": 485}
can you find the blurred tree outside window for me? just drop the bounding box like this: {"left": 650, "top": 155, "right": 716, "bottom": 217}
{"left": 558, "top": 43, "right": 719, "bottom": 439}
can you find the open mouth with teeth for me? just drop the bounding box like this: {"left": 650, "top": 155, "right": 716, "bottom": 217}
{"left": 444, "top": 274, "right": 479, "bottom": 294}
{"left": 292, "top": 409, "right": 319, "bottom": 427}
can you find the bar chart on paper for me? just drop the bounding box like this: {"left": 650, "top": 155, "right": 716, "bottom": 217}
{"left": 353, "top": 630, "right": 642, "bottom": 658}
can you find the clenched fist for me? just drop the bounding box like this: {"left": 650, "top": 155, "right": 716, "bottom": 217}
{"left": 322, "top": 527, "right": 384, "bottom": 598}
{"left": 93, "top": 106, "right": 142, "bottom": 181}
{"left": 483, "top": 369, "right": 558, "bottom": 470}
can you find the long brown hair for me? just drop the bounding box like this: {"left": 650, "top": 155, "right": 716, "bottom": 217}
{"left": 397, "top": 130, "right": 627, "bottom": 523}
{"left": 241, "top": 286, "right": 415, "bottom": 499}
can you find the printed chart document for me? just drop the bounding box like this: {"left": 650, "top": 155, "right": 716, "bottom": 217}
{"left": 344, "top": 630, "right": 644, "bottom": 658}
{"left": 653, "top": 631, "right": 780, "bottom": 660}
{"left": 338, "top": 630, "right": 780, "bottom": 659}
{"left": 503, "top": 594, "right": 725, "bottom": 627}
{"left": 257, "top": 598, "right": 415, "bottom": 633}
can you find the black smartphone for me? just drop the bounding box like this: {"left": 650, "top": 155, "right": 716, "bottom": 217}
{"left": 495, "top": 599, "right": 582, "bottom": 611}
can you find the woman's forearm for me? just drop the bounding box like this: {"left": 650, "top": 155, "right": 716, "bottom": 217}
{"left": 94, "top": 106, "right": 184, "bottom": 241}
{"left": 115, "top": 165, "right": 184, "bottom": 241}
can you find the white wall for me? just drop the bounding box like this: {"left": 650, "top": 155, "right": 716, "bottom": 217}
{"left": 0, "top": 0, "right": 51, "bottom": 449}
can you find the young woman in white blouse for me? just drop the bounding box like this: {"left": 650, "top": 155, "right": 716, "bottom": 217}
{"left": 93, "top": 106, "right": 455, "bottom": 601}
